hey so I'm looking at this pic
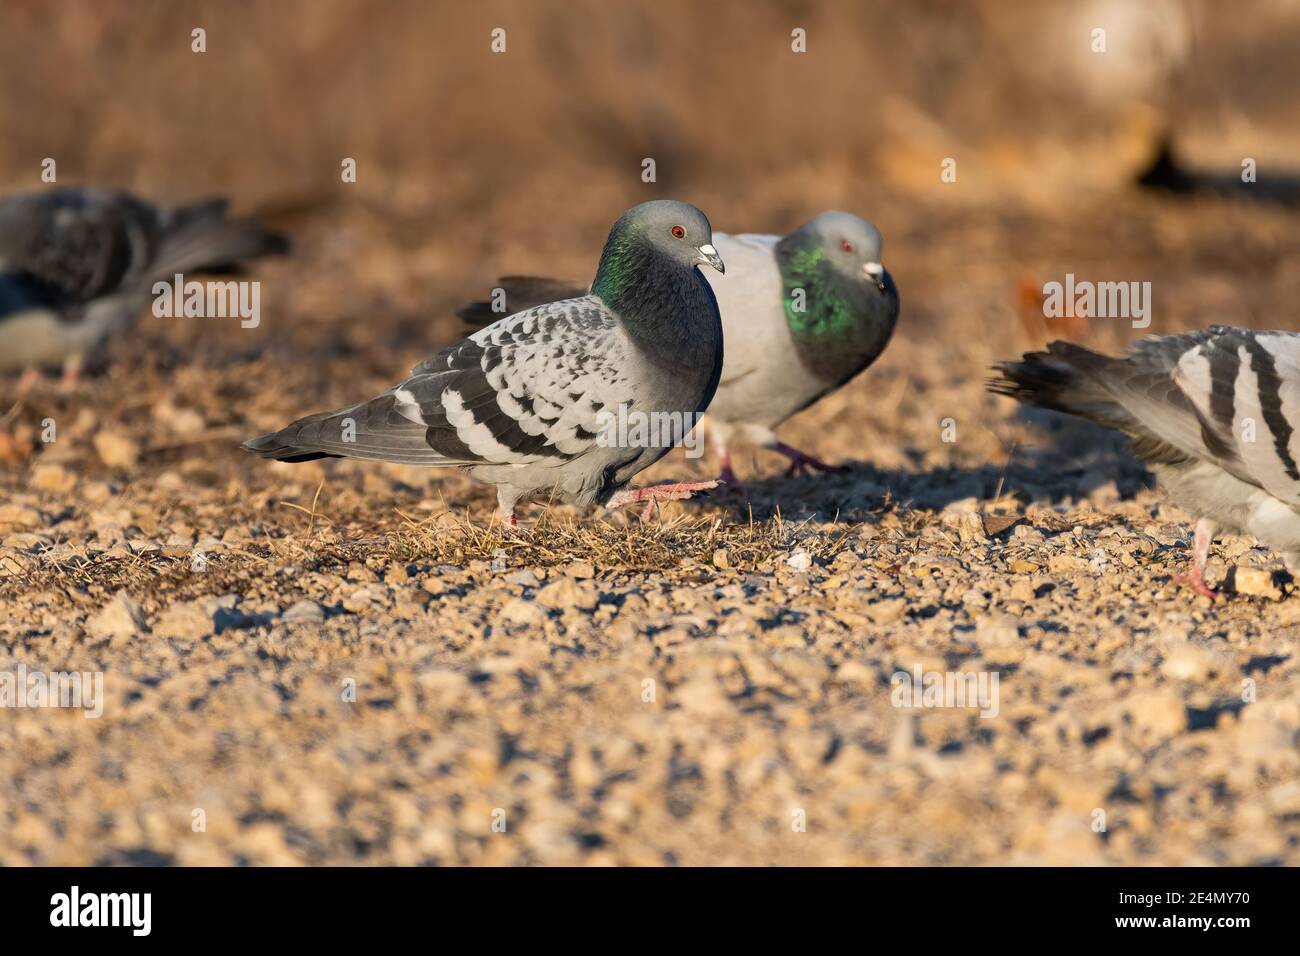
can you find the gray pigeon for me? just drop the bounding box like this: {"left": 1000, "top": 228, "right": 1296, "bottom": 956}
{"left": 456, "top": 211, "right": 900, "bottom": 486}
{"left": 243, "top": 199, "right": 726, "bottom": 525}
{"left": 991, "top": 327, "right": 1300, "bottom": 599}
{"left": 0, "top": 188, "right": 289, "bottom": 379}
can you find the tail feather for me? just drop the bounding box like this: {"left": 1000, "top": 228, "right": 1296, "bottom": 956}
{"left": 989, "top": 342, "right": 1136, "bottom": 431}
{"left": 242, "top": 394, "right": 459, "bottom": 467}
{"left": 989, "top": 340, "right": 1199, "bottom": 467}
{"left": 150, "top": 199, "right": 290, "bottom": 282}
{"left": 456, "top": 276, "right": 588, "bottom": 327}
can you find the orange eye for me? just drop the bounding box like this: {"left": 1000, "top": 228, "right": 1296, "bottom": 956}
{"left": 671, "top": 225, "right": 687, "bottom": 239}
{"left": 841, "top": 239, "right": 854, "bottom": 253}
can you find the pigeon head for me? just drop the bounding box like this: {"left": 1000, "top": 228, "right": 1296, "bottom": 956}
{"left": 593, "top": 200, "right": 723, "bottom": 301}
{"left": 797, "top": 210, "right": 886, "bottom": 292}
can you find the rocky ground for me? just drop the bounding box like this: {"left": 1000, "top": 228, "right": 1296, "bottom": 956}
{"left": 3, "top": 188, "right": 1300, "bottom": 866}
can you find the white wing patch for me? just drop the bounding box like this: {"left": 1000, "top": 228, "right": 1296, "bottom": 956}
{"left": 391, "top": 387, "right": 426, "bottom": 425}
{"left": 443, "top": 387, "right": 538, "bottom": 462}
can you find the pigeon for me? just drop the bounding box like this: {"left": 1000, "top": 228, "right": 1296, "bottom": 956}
{"left": 990, "top": 326, "right": 1300, "bottom": 599}
{"left": 243, "top": 199, "right": 726, "bottom": 525}
{"left": 0, "top": 187, "right": 289, "bottom": 380}
{"left": 456, "top": 211, "right": 900, "bottom": 487}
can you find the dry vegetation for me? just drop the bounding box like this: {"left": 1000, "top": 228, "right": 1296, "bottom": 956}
{"left": 3, "top": 0, "right": 1300, "bottom": 865}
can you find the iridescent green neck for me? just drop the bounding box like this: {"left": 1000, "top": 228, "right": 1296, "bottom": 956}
{"left": 591, "top": 230, "right": 640, "bottom": 310}
{"left": 591, "top": 227, "right": 719, "bottom": 359}
{"left": 774, "top": 232, "right": 898, "bottom": 386}
{"left": 775, "top": 241, "right": 858, "bottom": 343}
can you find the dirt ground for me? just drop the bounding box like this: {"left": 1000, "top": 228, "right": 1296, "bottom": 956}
{"left": 3, "top": 1, "right": 1300, "bottom": 866}
{"left": 2, "top": 186, "right": 1299, "bottom": 866}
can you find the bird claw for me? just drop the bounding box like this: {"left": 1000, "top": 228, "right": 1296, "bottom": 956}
{"left": 1172, "top": 570, "right": 1218, "bottom": 602}
{"left": 717, "top": 460, "right": 747, "bottom": 498}
{"left": 781, "top": 453, "right": 844, "bottom": 478}
{"left": 611, "top": 480, "right": 721, "bottom": 521}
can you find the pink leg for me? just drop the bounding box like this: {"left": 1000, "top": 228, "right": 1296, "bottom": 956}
{"left": 608, "top": 480, "right": 721, "bottom": 521}
{"left": 717, "top": 453, "right": 745, "bottom": 497}
{"left": 60, "top": 354, "right": 83, "bottom": 390}
{"left": 15, "top": 367, "right": 40, "bottom": 399}
{"left": 770, "top": 441, "right": 844, "bottom": 478}
{"left": 1172, "top": 518, "right": 1218, "bottom": 601}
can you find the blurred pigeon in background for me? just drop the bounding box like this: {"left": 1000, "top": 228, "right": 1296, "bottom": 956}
{"left": 244, "top": 199, "right": 726, "bottom": 525}
{"left": 0, "top": 187, "right": 289, "bottom": 384}
{"left": 458, "top": 210, "right": 900, "bottom": 489}
{"left": 991, "top": 327, "right": 1300, "bottom": 599}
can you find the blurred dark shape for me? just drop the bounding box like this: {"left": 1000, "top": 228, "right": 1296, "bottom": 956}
{"left": 456, "top": 276, "right": 586, "bottom": 327}
{"left": 1136, "top": 135, "right": 1300, "bottom": 206}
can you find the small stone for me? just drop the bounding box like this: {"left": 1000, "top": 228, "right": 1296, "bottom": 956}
{"left": 282, "top": 600, "right": 325, "bottom": 625}
{"left": 1161, "top": 644, "right": 1210, "bottom": 681}
{"left": 343, "top": 587, "right": 385, "bottom": 613}
{"left": 786, "top": 549, "right": 812, "bottom": 573}
{"left": 1012, "top": 525, "right": 1045, "bottom": 545}
{"left": 0, "top": 505, "right": 40, "bottom": 531}
{"left": 86, "top": 592, "right": 145, "bottom": 641}
{"left": 566, "top": 560, "right": 595, "bottom": 579}
{"left": 154, "top": 600, "right": 216, "bottom": 640}
{"left": 93, "top": 430, "right": 139, "bottom": 468}
{"left": 1226, "top": 566, "right": 1284, "bottom": 601}
{"left": 712, "top": 548, "right": 730, "bottom": 570}
{"left": 1008, "top": 580, "right": 1036, "bottom": 603}
{"left": 975, "top": 613, "right": 1020, "bottom": 647}
{"left": 1125, "top": 690, "right": 1186, "bottom": 738}
{"left": 983, "top": 514, "right": 1022, "bottom": 536}
{"left": 30, "top": 464, "right": 76, "bottom": 494}
{"left": 535, "top": 577, "right": 598, "bottom": 611}
{"left": 500, "top": 597, "right": 547, "bottom": 626}
{"left": 866, "top": 598, "right": 907, "bottom": 625}
{"left": 1009, "top": 559, "right": 1040, "bottom": 575}
{"left": 505, "top": 569, "right": 540, "bottom": 588}
{"left": 958, "top": 511, "right": 988, "bottom": 544}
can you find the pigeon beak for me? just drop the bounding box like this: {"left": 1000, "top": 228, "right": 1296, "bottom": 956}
{"left": 863, "top": 261, "right": 885, "bottom": 291}
{"left": 698, "top": 244, "right": 725, "bottom": 274}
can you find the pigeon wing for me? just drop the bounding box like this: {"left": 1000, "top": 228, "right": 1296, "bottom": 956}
{"left": 245, "top": 296, "right": 634, "bottom": 467}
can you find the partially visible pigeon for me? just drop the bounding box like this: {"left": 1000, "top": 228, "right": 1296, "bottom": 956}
{"left": 456, "top": 211, "right": 901, "bottom": 487}
{"left": 0, "top": 188, "right": 289, "bottom": 379}
{"left": 990, "top": 327, "right": 1300, "bottom": 599}
{"left": 243, "top": 200, "right": 726, "bottom": 525}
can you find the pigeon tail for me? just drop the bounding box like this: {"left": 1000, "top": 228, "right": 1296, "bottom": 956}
{"left": 150, "top": 200, "right": 290, "bottom": 284}
{"left": 456, "top": 276, "right": 588, "bottom": 327}
{"left": 989, "top": 341, "right": 1138, "bottom": 432}
{"left": 242, "top": 394, "right": 461, "bottom": 467}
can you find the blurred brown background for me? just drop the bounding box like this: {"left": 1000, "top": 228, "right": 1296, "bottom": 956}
{"left": 2, "top": 0, "right": 1297, "bottom": 352}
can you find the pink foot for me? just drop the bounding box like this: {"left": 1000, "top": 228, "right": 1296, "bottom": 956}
{"left": 610, "top": 480, "right": 721, "bottom": 521}
{"left": 772, "top": 441, "right": 844, "bottom": 478}
{"left": 15, "top": 367, "right": 40, "bottom": 400}
{"left": 1172, "top": 567, "right": 1218, "bottom": 601}
{"left": 718, "top": 455, "right": 746, "bottom": 498}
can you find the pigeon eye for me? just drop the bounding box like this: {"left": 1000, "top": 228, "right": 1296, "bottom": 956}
{"left": 671, "top": 225, "right": 687, "bottom": 239}
{"left": 841, "top": 239, "right": 854, "bottom": 253}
